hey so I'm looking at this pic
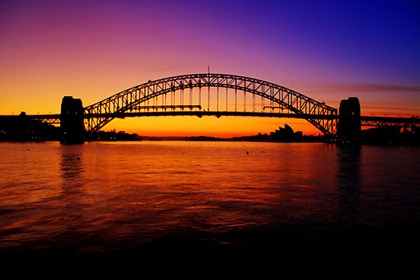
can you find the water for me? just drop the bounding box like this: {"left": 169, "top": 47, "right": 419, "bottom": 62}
{"left": 1, "top": 141, "right": 420, "bottom": 267}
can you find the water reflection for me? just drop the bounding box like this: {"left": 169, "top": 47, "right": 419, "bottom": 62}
{"left": 59, "top": 145, "right": 90, "bottom": 246}
{"left": 60, "top": 145, "right": 85, "bottom": 189}
{"left": 1, "top": 141, "right": 419, "bottom": 262}
{"left": 336, "top": 146, "right": 362, "bottom": 226}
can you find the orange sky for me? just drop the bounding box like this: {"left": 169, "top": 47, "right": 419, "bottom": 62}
{"left": 1, "top": 1, "right": 419, "bottom": 137}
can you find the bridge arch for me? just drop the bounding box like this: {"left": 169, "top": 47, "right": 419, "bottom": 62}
{"left": 84, "top": 73, "right": 338, "bottom": 135}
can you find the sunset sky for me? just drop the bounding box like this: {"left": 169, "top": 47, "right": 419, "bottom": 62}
{"left": 1, "top": 0, "right": 419, "bottom": 136}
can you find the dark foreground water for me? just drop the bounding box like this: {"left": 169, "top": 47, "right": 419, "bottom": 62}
{"left": 1, "top": 141, "right": 419, "bottom": 271}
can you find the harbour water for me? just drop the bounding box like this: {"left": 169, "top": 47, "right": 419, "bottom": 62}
{"left": 1, "top": 141, "right": 420, "bottom": 268}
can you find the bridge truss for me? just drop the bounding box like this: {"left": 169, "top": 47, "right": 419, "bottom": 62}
{"left": 84, "top": 73, "right": 338, "bottom": 135}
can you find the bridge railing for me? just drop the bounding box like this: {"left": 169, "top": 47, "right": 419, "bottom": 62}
{"left": 361, "top": 116, "right": 420, "bottom": 128}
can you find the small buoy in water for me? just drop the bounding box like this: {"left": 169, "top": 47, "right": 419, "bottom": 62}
{"left": 77, "top": 157, "right": 80, "bottom": 160}
{"left": 246, "top": 151, "right": 249, "bottom": 155}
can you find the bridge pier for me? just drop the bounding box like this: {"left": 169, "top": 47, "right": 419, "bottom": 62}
{"left": 337, "top": 97, "right": 361, "bottom": 145}
{"left": 60, "top": 96, "right": 85, "bottom": 144}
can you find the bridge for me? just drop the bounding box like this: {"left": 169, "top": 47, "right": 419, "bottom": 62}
{"left": 2, "top": 73, "right": 420, "bottom": 144}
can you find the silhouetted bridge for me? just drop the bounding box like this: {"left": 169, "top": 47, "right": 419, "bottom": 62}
{"left": 2, "top": 73, "right": 420, "bottom": 143}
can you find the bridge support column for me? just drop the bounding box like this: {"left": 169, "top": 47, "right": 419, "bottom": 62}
{"left": 60, "top": 96, "right": 85, "bottom": 144}
{"left": 337, "top": 97, "right": 361, "bottom": 145}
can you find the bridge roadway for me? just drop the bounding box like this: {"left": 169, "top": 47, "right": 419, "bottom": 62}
{"left": 22, "top": 111, "right": 420, "bottom": 129}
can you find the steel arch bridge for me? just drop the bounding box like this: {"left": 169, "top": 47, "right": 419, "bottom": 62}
{"left": 84, "top": 73, "right": 338, "bottom": 135}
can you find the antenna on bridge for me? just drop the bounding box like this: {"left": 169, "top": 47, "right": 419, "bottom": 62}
{"left": 208, "top": 65, "right": 210, "bottom": 75}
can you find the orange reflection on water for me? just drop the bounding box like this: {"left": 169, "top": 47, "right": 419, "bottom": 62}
{"left": 0, "top": 141, "right": 344, "bottom": 252}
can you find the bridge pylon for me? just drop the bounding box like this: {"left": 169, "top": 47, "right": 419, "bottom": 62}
{"left": 337, "top": 97, "right": 361, "bottom": 145}
{"left": 60, "top": 96, "right": 85, "bottom": 144}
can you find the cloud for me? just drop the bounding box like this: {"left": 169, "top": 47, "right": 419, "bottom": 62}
{"left": 320, "top": 83, "right": 420, "bottom": 94}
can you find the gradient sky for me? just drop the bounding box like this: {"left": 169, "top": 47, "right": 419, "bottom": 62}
{"left": 1, "top": 0, "right": 419, "bottom": 136}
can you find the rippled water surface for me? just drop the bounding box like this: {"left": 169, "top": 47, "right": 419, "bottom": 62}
{"left": 1, "top": 141, "right": 420, "bottom": 265}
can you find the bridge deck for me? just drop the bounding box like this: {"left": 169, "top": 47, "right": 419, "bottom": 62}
{"left": 3, "top": 112, "right": 418, "bottom": 129}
